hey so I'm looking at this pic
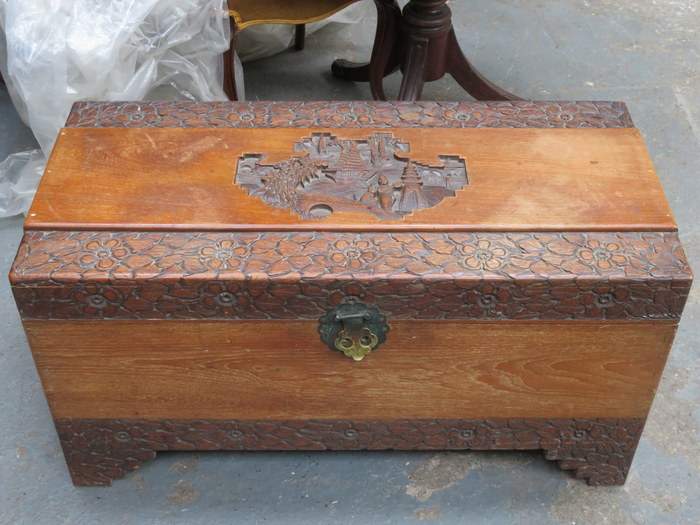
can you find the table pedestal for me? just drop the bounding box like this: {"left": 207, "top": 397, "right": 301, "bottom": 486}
{"left": 333, "top": 0, "right": 521, "bottom": 101}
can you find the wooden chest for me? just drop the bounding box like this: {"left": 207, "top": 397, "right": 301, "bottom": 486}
{"left": 10, "top": 100, "right": 692, "bottom": 487}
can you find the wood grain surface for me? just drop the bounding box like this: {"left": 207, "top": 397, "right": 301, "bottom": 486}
{"left": 26, "top": 127, "right": 674, "bottom": 232}
{"left": 25, "top": 320, "right": 675, "bottom": 420}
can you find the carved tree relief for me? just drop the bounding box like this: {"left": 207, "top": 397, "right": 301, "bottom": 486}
{"left": 234, "top": 132, "right": 468, "bottom": 219}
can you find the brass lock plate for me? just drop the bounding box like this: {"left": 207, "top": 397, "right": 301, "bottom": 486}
{"left": 318, "top": 302, "right": 389, "bottom": 361}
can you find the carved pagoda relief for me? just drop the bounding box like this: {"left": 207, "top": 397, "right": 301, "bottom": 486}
{"left": 234, "top": 132, "right": 468, "bottom": 219}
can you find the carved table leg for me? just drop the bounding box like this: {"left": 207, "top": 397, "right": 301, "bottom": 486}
{"left": 54, "top": 418, "right": 644, "bottom": 487}
{"left": 398, "top": 0, "right": 521, "bottom": 101}
{"left": 445, "top": 28, "right": 522, "bottom": 101}
{"left": 397, "top": 0, "right": 451, "bottom": 100}
{"left": 332, "top": 0, "right": 402, "bottom": 100}
{"left": 334, "top": 0, "right": 522, "bottom": 101}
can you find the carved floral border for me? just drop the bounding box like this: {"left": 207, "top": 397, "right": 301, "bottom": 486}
{"left": 11, "top": 231, "right": 691, "bottom": 321}
{"left": 55, "top": 417, "right": 645, "bottom": 487}
{"left": 65, "top": 101, "right": 635, "bottom": 129}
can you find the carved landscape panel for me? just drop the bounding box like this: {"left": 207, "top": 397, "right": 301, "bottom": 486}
{"left": 235, "top": 132, "right": 468, "bottom": 219}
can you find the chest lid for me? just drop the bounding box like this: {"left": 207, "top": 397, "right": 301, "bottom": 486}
{"left": 26, "top": 101, "right": 674, "bottom": 233}
{"left": 11, "top": 101, "right": 691, "bottom": 323}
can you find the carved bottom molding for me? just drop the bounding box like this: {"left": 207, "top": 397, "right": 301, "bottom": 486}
{"left": 54, "top": 418, "right": 645, "bottom": 487}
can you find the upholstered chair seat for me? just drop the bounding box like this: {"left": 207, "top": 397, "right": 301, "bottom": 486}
{"left": 224, "top": 0, "right": 362, "bottom": 99}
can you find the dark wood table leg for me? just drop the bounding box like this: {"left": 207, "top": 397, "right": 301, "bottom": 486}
{"left": 294, "top": 24, "right": 306, "bottom": 51}
{"left": 445, "top": 29, "right": 521, "bottom": 101}
{"left": 331, "top": 0, "right": 402, "bottom": 100}
{"left": 399, "top": 0, "right": 521, "bottom": 101}
{"left": 399, "top": 0, "right": 520, "bottom": 100}
{"left": 397, "top": 0, "right": 448, "bottom": 100}
{"left": 223, "top": 22, "right": 306, "bottom": 100}
{"left": 333, "top": 0, "right": 521, "bottom": 101}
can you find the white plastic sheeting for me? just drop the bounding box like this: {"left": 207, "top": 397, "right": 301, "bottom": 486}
{"left": 0, "top": 0, "right": 369, "bottom": 217}
{"left": 0, "top": 0, "right": 233, "bottom": 217}
{"left": 1, "top": 0, "right": 231, "bottom": 151}
{"left": 0, "top": 151, "right": 44, "bottom": 219}
{"left": 2, "top": 0, "right": 236, "bottom": 216}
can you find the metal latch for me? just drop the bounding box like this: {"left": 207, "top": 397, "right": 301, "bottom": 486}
{"left": 318, "top": 302, "right": 389, "bottom": 361}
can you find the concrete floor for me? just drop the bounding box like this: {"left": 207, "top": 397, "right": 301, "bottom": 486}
{"left": 1, "top": 1, "right": 699, "bottom": 523}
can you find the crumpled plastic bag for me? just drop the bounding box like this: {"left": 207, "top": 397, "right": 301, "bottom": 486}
{"left": 0, "top": 151, "right": 45, "bottom": 218}
{"left": 1, "top": 0, "right": 230, "bottom": 155}
{"left": 0, "top": 0, "right": 368, "bottom": 217}
{"left": 0, "top": 0, "right": 231, "bottom": 217}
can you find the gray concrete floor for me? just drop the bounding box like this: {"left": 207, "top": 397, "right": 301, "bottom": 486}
{"left": 1, "top": 1, "right": 699, "bottom": 523}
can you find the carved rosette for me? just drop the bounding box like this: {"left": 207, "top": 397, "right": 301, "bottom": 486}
{"left": 54, "top": 418, "right": 645, "bottom": 487}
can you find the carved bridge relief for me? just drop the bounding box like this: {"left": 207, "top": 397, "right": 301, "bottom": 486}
{"left": 234, "top": 132, "right": 468, "bottom": 219}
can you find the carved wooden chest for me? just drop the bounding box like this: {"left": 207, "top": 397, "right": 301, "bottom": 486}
{"left": 10, "top": 100, "right": 692, "bottom": 487}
